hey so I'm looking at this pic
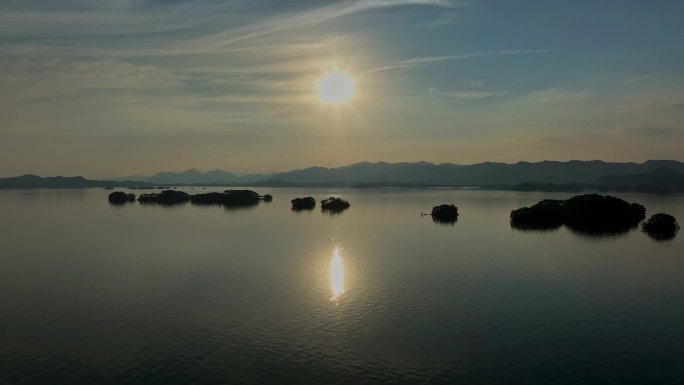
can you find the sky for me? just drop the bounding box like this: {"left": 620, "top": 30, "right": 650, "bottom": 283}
{"left": 1, "top": 0, "right": 683, "bottom": 178}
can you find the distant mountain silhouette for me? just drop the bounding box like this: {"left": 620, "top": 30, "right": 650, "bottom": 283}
{"left": 0, "top": 174, "right": 152, "bottom": 189}
{"left": 595, "top": 167, "right": 684, "bottom": 193}
{"left": 4, "top": 160, "right": 684, "bottom": 192}
{"left": 265, "top": 160, "right": 684, "bottom": 187}
{"left": 112, "top": 168, "right": 271, "bottom": 185}
{"left": 269, "top": 161, "right": 463, "bottom": 185}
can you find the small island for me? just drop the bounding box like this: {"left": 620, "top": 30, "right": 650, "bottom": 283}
{"left": 428, "top": 204, "right": 459, "bottom": 224}
{"left": 508, "top": 199, "right": 566, "bottom": 231}
{"left": 510, "top": 194, "right": 646, "bottom": 236}
{"left": 642, "top": 213, "right": 679, "bottom": 241}
{"left": 134, "top": 189, "right": 271, "bottom": 207}
{"left": 321, "top": 197, "right": 350, "bottom": 213}
{"left": 108, "top": 191, "right": 136, "bottom": 204}
{"left": 191, "top": 190, "right": 269, "bottom": 206}
{"left": 138, "top": 190, "right": 191, "bottom": 205}
{"left": 291, "top": 197, "right": 316, "bottom": 210}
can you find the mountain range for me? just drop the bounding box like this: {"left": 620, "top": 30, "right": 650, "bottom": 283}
{"left": 266, "top": 160, "right": 684, "bottom": 186}
{"left": 0, "top": 174, "right": 152, "bottom": 189}
{"left": 107, "top": 160, "right": 684, "bottom": 186}
{"left": 2, "top": 160, "right": 684, "bottom": 192}
{"left": 112, "top": 168, "right": 271, "bottom": 185}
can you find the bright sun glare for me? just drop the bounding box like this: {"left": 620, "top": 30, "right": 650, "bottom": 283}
{"left": 317, "top": 71, "right": 353, "bottom": 105}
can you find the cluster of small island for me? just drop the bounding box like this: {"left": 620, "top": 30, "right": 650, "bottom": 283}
{"left": 108, "top": 190, "right": 679, "bottom": 241}
{"left": 109, "top": 189, "right": 272, "bottom": 207}
{"left": 291, "top": 196, "right": 351, "bottom": 212}
{"left": 509, "top": 194, "right": 679, "bottom": 240}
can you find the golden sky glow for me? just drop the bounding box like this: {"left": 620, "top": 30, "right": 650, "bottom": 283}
{"left": 1, "top": 0, "right": 683, "bottom": 177}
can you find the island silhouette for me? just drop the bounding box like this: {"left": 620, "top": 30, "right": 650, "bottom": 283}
{"left": 425, "top": 204, "right": 459, "bottom": 224}
{"left": 291, "top": 197, "right": 316, "bottom": 211}
{"left": 129, "top": 189, "right": 271, "bottom": 207}
{"left": 642, "top": 213, "right": 680, "bottom": 241}
{"left": 508, "top": 194, "right": 679, "bottom": 239}
{"left": 321, "top": 197, "right": 350, "bottom": 213}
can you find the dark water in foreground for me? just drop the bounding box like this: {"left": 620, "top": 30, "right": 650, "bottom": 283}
{"left": 1, "top": 188, "right": 683, "bottom": 385}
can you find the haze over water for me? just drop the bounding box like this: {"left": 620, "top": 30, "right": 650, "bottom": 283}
{"left": 1, "top": 188, "right": 683, "bottom": 384}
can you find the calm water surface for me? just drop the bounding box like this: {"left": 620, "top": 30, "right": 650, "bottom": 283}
{"left": 0, "top": 188, "right": 683, "bottom": 384}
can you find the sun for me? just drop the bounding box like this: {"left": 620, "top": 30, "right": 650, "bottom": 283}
{"left": 317, "top": 71, "right": 353, "bottom": 105}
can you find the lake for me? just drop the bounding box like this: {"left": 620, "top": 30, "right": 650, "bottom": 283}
{"left": 0, "top": 188, "right": 683, "bottom": 384}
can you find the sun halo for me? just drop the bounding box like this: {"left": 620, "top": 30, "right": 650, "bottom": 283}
{"left": 317, "top": 71, "right": 353, "bottom": 105}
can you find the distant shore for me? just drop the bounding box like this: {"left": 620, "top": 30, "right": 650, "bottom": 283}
{"left": 3, "top": 159, "right": 684, "bottom": 193}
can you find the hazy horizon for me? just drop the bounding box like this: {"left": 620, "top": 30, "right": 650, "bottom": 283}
{"left": 2, "top": 0, "right": 684, "bottom": 178}
{"left": 3, "top": 157, "right": 684, "bottom": 180}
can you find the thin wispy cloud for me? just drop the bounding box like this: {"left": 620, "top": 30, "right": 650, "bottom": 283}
{"left": 404, "top": 49, "right": 548, "bottom": 64}
{"left": 211, "top": 0, "right": 464, "bottom": 46}
{"left": 0, "top": 9, "right": 191, "bottom": 38}
{"left": 621, "top": 124, "right": 684, "bottom": 137}
{"left": 413, "top": 12, "right": 461, "bottom": 28}
{"left": 636, "top": 100, "right": 684, "bottom": 111}
{"left": 520, "top": 88, "right": 593, "bottom": 105}
{"left": 366, "top": 49, "right": 548, "bottom": 73}
{"left": 429, "top": 88, "right": 507, "bottom": 99}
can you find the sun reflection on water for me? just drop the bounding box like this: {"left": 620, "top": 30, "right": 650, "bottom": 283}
{"left": 330, "top": 247, "right": 345, "bottom": 301}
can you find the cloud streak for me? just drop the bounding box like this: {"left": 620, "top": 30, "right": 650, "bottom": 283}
{"left": 622, "top": 125, "right": 684, "bottom": 137}
{"left": 429, "top": 87, "right": 507, "bottom": 99}
{"left": 403, "top": 49, "right": 549, "bottom": 64}
{"left": 211, "top": 0, "right": 464, "bottom": 45}
{"left": 366, "top": 49, "right": 548, "bottom": 73}
{"left": 520, "top": 88, "right": 593, "bottom": 105}
{"left": 637, "top": 100, "right": 684, "bottom": 111}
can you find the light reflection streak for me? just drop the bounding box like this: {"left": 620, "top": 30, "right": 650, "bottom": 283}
{"left": 330, "top": 247, "right": 344, "bottom": 301}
